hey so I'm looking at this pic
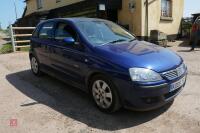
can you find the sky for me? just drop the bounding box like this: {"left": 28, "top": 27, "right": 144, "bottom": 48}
{"left": 0, "top": 0, "right": 25, "bottom": 29}
{"left": 0, "top": 0, "right": 200, "bottom": 29}
{"left": 184, "top": 0, "right": 200, "bottom": 17}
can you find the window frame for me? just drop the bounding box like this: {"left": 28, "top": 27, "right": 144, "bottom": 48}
{"left": 32, "top": 24, "right": 41, "bottom": 38}
{"left": 161, "top": 0, "right": 173, "bottom": 21}
{"left": 37, "top": 0, "right": 43, "bottom": 9}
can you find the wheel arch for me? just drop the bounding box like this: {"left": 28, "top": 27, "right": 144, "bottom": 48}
{"left": 86, "top": 71, "right": 106, "bottom": 89}
{"left": 29, "top": 52, "right": 41, "bottom": 64}
{"left": 29, "top": 53, "right": 33, "bottom": 59}
{"left": 86, "top": 71, "right": 123, "bottom": 104}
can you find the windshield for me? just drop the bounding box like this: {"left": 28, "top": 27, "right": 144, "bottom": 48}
{"left": 75, "top": 20, "right": 136, "bottom": 46}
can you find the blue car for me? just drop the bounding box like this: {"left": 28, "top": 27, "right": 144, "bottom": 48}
{"left": 29, "top": 18, "right": 187, "bottom": 113}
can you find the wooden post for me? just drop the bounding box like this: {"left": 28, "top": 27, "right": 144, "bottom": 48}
{"left": 9, "top": 25, "right": 16, "bottom": 52}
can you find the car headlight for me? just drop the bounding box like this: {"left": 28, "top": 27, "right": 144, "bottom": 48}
{"left": 177, "top": 63, "right": 187, "bottom": 76}
{"left": 181, "top": 63, "right": 187, "bottom": 71}
{"left": 129, "top": 68, "right": 163, "bottom": 82}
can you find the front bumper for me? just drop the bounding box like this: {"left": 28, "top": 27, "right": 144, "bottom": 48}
{"left": 114, "top": 73, "right": 187, "bottom": 111}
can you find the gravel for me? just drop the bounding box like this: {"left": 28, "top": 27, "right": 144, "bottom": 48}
{"left": 0, "top": 40, "right": 199, "bottom": 133}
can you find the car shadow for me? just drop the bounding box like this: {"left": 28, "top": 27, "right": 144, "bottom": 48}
{"left": 178, "top": 39, "right": 200, "bottom": 48}
{"left": 177, "top": 49, "right": 200, "bottom": 52}
{"left": 6, "top": 70, "right": 172, "bottom": 131}
{"left": 178, "top": 39, "right": 191, "bottom": 47}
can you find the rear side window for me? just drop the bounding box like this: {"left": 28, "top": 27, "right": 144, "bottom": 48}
{"left": 39, "top": 22, "right": 54, "bottom": 39}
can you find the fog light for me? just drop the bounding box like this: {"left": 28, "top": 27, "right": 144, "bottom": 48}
{"left": 146, "top": 98, "right": 152, "bottom": 103}
{"left": 143, "top": 97, "right": 159, "bottom": 104}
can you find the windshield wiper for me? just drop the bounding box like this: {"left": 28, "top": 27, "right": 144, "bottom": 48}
{"left": 129, "top": 38, "right": 137, "bottom": 42}
{"left": 102, "top": 39, "right": 127, "bottom": 45}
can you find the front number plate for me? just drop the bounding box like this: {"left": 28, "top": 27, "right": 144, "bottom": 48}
{"left": 170, "top": 76, "right": 186, "bottom": 92}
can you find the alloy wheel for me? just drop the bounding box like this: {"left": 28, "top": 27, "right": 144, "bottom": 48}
{"left": 92, "top": 80, "right": 113, "bottom": 109}
{"left": 31, "top": 57, "right": 38, "bottom": 74}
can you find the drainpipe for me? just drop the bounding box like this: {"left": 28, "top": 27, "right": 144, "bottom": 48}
{"left": 145, "top": 0, "right": 149, "bottom": 40}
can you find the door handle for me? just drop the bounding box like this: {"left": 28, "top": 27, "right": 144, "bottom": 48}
{"left": 73, "top": 64, "right": 79, "bottom": 69}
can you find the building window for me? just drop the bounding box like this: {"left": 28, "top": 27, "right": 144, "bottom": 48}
{"left": 37, "top": 0, "right": 43, "bottom": 9}
{"left": 161, "top": 0, "right": 172, "bottom": 17}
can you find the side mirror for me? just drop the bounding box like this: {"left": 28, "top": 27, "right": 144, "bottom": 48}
{"left": 63, "top": 37, "right": 75, "bottom": 45}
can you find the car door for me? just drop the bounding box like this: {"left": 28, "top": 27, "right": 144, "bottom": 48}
{"left": 49, "top": 21, "right": 88, "bottom": 88}
{"left": 32, "top": 21, "right": 55, "bottom": 67}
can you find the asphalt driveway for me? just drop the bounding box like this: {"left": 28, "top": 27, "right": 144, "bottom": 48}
{"left": 0, "top": 40, "right": 199, "bottom": 133}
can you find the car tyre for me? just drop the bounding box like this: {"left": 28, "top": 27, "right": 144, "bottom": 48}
{"left": 89, "top": 75, "right": 121, "bottom": 113}
{"left": 30, "top": 55, "right": 42, "bottom": 76}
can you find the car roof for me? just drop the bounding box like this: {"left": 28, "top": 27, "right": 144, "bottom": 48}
{"left": 42, "top": 17, "right": 108, "bottom": 24}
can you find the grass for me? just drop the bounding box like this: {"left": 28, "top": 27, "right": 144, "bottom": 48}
{"left": 0, "top": 43, "right": 30, "bottom": 54}
{"left": 0, "top": 43, "right": 13, "bottom": 54}
{"left": 17, "top": 46, "right": 30, "bottom": 52}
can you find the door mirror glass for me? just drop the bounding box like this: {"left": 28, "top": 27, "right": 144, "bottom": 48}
{"left": 63, "top": 37, "right": 75, "bottom": 45}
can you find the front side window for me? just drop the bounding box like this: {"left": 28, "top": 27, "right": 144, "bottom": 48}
{"left": 37, "top": 0, "right": 43, "bottom": 9}
{"left": 161, "top": 0, "right": 172, "bottom": 17}
{"left": 39, "top": 22, "right": 54, "bottom": 39}
{"left": 54, "top": 22, "right": 77, "bottom": 41}
{"left": 75, "top": 20, "right": 135, "bottom": 46}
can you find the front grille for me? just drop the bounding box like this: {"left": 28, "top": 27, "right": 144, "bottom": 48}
{"left": 162, "top": 63, "right": 186, "bottom": 80}
{"left": 164, "top": 87, "right": 181, "bottom": 99}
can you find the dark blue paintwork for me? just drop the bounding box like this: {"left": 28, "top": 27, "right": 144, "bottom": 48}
{"left": 94, "top": 41, "right": 183, "bottom": 72}
{"left": 29, "top": 18, "right": 187, "bottom": 111}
